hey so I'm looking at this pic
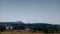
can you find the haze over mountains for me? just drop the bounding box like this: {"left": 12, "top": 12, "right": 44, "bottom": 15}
{"left": 0, "top": 20, "right": 59, "bottom": 25}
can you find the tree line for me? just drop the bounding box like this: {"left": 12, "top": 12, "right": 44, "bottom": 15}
{"left": 0, "top": 22, "right": 60, "bottom": 33}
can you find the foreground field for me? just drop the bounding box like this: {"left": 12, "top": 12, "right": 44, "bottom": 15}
{"left": 0, "top": 32, "right": 43, "bottom": 34}
{"left": 1, "top": 32, "right": 44, "bottom": 34}
{"left": 0, "top": 30, "right": 43, "bottom": 34}
{"left": 0, "top": 30, "right": 60, "bottom": 34}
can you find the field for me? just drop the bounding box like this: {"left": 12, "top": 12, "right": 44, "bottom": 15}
{"left": 0, "top": 30, "right": 60, "bottom": 34}
{"left": 0, "top": 30, "right": 42, "bottom": 34}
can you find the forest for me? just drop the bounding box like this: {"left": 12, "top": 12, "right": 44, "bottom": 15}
{"left": 0, "top": 21, "right": 60, "bottom": 33}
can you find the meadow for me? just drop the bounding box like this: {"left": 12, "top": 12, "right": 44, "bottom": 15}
{"left": 0, "top": 30, "right": 42, "bottom": 34}
{"left": 0, "top": 30, "right": 60, "bottom": 34}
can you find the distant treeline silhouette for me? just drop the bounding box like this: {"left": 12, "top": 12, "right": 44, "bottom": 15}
{"left": 0, "top": 22, "right": 60, "bottom": 33}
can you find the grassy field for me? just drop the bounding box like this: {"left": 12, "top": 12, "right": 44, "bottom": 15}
{"left": 0, "top": 30, "right": 60, "bottom": 34}
{"left": 0, "top": 31, "right": 43, "bottom": 34}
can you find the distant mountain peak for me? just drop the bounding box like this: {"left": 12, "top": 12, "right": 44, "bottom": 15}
{"left": 16, "top": 20, "right": 24, "bottom": 23}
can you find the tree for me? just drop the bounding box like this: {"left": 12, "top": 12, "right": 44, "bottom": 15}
{"left": 0, "top": 26, "right": 5, "bottom": 32}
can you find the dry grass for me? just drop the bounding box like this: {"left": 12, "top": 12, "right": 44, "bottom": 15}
{"left": 0, "top": 30, "right": 60, "bottom": 34}
{"left": 0, "top": 30, "right": 44, "bottom": 34}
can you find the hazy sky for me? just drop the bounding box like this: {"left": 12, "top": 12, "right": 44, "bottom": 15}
{"left": 0, "top": 0, "right": 60, "bottom": 24}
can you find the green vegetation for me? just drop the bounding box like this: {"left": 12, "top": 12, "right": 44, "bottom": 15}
{"left": 0, "top": 22, "right": 60, "bottom": 33}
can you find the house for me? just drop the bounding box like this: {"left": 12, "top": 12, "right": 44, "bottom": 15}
{"left": 25, "top": 28, "right": 31, "bottom": 31}
{"left": 5, "top": 26, "right": 14, "bottom": 30}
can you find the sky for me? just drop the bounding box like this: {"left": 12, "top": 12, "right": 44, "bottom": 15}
{"left": 0, "top": 0, "right": 60, "bottom": 24}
